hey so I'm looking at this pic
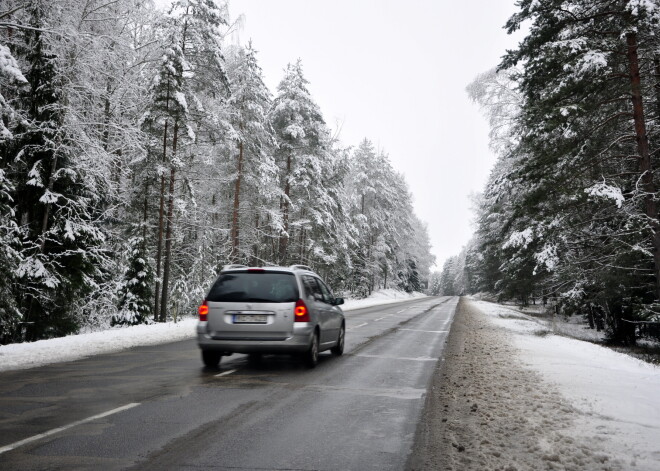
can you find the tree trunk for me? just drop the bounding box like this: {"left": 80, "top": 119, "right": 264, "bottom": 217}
{"left": 153, "top": 68, "right": 172, "bottom": 321}
{"left": 142, "top": 182, "right": 149, "bottom": 241}
{"left": 230, "top": 139, "right": 244, "bottom": 262}
{"left": 252, "top": 211, "right": 260, "bottom": 266}
{"left": 39, "top": 153, "right": 58, "bottom": 253}
{"left": 159, "top": 121, "right": 179, "bottom": 322}
{"left": 279, "top": 152, "right": 292, "bottom": 263}
{"left": 153, "top": 119, "right": 168, "bottom": 321}
{"left": 627, "top": 32, "right": 660, "bottom": 300}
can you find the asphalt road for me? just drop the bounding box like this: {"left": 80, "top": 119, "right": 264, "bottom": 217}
{"left": 0, "top": 296, "right": 458, "bottom": 470}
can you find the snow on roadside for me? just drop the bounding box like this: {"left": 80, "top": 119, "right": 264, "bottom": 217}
{"left": 0, "top": 319, "right": 199, "bottom": 373}
{"left": 0, "top": 290, "right": 426, "bottom": 372}
{"left": 342, "top": 288, "right": 426, "bottom": 310}
{"left": 473, "top": 299, "right": 660, "bottom": 471}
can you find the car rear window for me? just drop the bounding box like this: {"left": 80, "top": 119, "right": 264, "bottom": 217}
{"left": 206, "top": 272, "right": 299, "bottom": 303}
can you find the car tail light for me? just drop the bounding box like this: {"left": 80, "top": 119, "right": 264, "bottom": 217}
{"left": 248, "top": 268, "right": 265, "bottom": 272}
{"left": 198, "top": 300, "right": 209, "bottom": 321}
{"left": 294, "top": 298, "right": 309, "bottom": 322}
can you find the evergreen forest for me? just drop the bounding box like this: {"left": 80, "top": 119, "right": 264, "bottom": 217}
{"left": 0, "top": 0, "right": 433, "bottom": 344}
{"left": 435, "top": 0, "right": 660, "bottom": 345}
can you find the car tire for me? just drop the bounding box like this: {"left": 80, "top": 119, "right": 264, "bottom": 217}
{"left": 247, "top": 353, "right": 262, "bottom": 366}
{"left": 202, "top": 350, "right": 221, "bottom": 369}
{"left": 331, "top": 324, "right": 345, "bottom": 356}
{"left": 304, "top": 331, "right": 319, "bottom": 368}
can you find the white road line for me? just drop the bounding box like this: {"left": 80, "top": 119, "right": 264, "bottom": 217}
{"left": 347, "top": 322, "right": 368, "bottom": 331}
{"left": 0, "top": 402, "right": 140, "bottom": 455}
{"left": 400, "top": 329, "right": 449, "bottom": 333}
{"left": 215, "top": 368, "right": 237, "bottom": 377}
{"left": 355, "top": 354, "right": 437, "bottom": 362}
{"left": 374, "top": 317, "right": 385, "bottom": 321}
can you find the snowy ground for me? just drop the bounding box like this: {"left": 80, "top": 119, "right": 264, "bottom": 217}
{"left": 0, "top": 289, "right": 426, "bottom": 372}
{"left": 473, "top": 300, "right": 660, "bottom": 471}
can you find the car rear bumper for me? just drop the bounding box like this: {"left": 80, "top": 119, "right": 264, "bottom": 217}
{"left": 197, "top": 322, "right": 314, "bottom": 354}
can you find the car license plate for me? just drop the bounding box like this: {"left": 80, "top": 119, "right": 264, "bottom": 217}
{"left": 233, "top": 314, "right": 268, "bottom": 324}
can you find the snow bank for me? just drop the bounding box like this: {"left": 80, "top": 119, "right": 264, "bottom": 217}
{"left": 342, "top": 288, "right": 426, "bottom": 311}
{"left": 0, "top": 319, "right": 199, "bottom": 372}
{"left": 0, "top": 289, "right": 426, "bottom": 372}
{"left": 474, "top": 300, "right": 660, "bottom": 471}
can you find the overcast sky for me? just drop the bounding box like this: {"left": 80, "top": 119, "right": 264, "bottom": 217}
{"left": 159, "top": 0, "right": 527, "bottom": 268}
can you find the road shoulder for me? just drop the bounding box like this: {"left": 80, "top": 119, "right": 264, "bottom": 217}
{"left": 407, "top": 297, "right": 622, "bottom": 471}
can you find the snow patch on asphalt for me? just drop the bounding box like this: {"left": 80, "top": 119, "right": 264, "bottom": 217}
{"left": 473, "top": 300, "right": 660, "bottom": 471}
{"left": 0, "top": 290, "right": 426, "bottom": 372}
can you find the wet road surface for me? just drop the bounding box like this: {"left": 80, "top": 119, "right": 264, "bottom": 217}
{"left": 0, "top": 296, "right": 457, "bottom": 470}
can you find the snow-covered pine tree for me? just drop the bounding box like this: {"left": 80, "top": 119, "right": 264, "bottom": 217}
{"left": 141, "top": 30, "right": 189, "bottom": 322}
{"left": 269, "top": 60, "right": 329, "bottom": 265}
{"left": 113, "top": 235, "right": 154, "bottom": 326}
{"left": 9, "top": 1, "right": 109, "bottom": 340}
{"left": 225, "top": 41, "right": 277, "bottom": 264}
{"left": 0, "top": 44, "right": 27, "bottom": 343}
{"left": 475, "top": 0, "right": 660, "bottom": 341}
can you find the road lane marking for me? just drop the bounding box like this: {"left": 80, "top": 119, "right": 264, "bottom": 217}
{"left": 354, "top": 353, "right": 437, "bottom": 362}
{"left": 347, "top": 322, "right": 368, "bottom": 331}
{"left": 215, "top": 368, "right": 237, "bottom": 377}
{"left": 400, "top": 329, "right": 449, "bottom": 333}
{"left": 0, "top": 402, "right": 140, "bottom": 455}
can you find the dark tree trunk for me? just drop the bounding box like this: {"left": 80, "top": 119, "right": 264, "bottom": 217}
{"left": 279, "top": 152, "right": 292, "bottom": 263}
{"left": 39, "top": 153, "right": 58, "bottom": 253}
{"left": 153, "top": 119, "right": 168, "bottom": 321}
{"left": 159, "top": 121, "right": 179, "bottom": 322}
{"left": 230, "top": 139, "right": 244, "bottom": 262}
{"left": 627, "top": 32, "right": 660, "bottom": 301}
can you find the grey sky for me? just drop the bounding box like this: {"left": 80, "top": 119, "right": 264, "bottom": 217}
{"left": 159, "top": 0, "right": 526, "bottom": 268}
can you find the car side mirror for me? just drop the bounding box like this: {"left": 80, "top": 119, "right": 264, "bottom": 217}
{"left": 334, "top": 297, "right": 344, "bottom": 306}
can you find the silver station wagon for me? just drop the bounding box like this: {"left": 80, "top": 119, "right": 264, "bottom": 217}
{"left": 197, "top": 265, "right": 345, "bottom": 368}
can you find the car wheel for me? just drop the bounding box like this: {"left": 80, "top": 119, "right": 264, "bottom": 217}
{"left": 331, "top": 324, "right": 345, "bottom": 356}
{"left": 247, "top": 353, "right": 262, "bottom": 366}
{"left": 202, "top": 350, "right": 221, "bottom": 369}
{"left": 304, "top": 331, "right": 319, "bottom": 368}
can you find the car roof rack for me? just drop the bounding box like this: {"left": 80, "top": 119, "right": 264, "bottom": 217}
{"left": 222, "top": 264, "right": 248, "bottom": 270}
{"left": 289, "top": 264, "right": 313, "bottom": 272}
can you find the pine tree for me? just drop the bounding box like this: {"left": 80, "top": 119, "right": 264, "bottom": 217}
{"left": 225, "top": 42, "right": 276, "bottom": 264}
{"left": 141, "top": 31, "right": 189, "bottom": 322}
{"left": 10, "top": 1, "right": 109, "bottom": 340}
{"left": 113, "top": 234, "right": 154, "bottom": 326}
{"left": 0, "top": 43, "right": 27, "bottom": 343}
{"left": 269, "top": 60, "right": 328, "bottom": 264}
{"left": 468, "top": 0, "right": 660, "bottom": 342}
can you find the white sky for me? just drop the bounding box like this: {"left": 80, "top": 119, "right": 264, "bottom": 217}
{"left": 160, "top": 0, "right": 526, "bottom": 268}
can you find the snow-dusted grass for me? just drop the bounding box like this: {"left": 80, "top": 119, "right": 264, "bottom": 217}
{"left": 0, "top": 289, "right": 426, "bottom": 372}
{"left": 486, "top": 299, "right": 609, "bottom": 343}
{"left": 473, "top": 299, "right": 660, "bottom": 471}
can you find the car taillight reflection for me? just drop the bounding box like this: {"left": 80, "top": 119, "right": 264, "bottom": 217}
{"left": 198, "top": 300, "right": 209, "bottom": 321}
{"left": 294, "top": 298, "right": 309, "bottom": 322}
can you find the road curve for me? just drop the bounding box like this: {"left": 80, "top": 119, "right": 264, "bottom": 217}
{"left": 0, "top": 296, "right": 458, "bottom": 470}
